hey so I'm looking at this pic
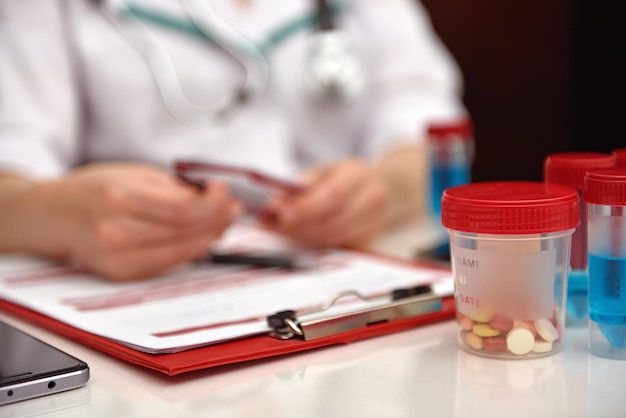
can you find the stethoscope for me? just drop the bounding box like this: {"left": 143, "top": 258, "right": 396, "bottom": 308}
{"left": 97, "top": 0, "right": 368, "bottom": 125}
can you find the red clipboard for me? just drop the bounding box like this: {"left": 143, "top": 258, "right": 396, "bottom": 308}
{"left": 0, "top": 296, "right": 454, "bottom": 376}
{"left": 0, "top": 258, "right": 456, "bottom": 376}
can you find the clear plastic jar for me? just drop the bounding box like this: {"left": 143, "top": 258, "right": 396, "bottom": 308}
{"left": 584, "top": 167, "right": 626, "bottom": 360}
{"left": 543, "top": 152, "right": 615, "bottom": 327}
{"left": 442, "top": 182, "right": 580, "bottom": 358}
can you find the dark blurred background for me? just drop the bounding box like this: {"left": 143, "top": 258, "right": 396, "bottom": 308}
{"left": 421, "top": 0, "right": 626, "bottom": 182}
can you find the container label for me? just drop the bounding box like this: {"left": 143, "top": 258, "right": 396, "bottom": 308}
{"left": 453, "top": 246, "right": 556, "bottom": 320}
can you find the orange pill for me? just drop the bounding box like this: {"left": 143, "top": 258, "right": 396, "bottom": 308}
{"left": 465, "top": 331, "right": 484, "bottom": 350}
{"left": 490, "top": 314, "right": 514, "bottom": 333}
{"left": 483, "top": 336, "right": 508, "bottom": 352}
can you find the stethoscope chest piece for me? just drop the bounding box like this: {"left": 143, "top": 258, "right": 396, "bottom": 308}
{"left": 302, "top": 30, "right": 368, "bottom": 103}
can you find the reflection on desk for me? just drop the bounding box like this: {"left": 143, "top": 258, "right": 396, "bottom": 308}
{"left": 0, "top": 385, "right": 90, "bottom": 418}
{"left": 1, "top": 312, "right": 625, "bottom": 418}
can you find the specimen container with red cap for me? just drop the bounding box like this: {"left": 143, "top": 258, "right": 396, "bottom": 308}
{"left": 584, "top": 167, "right": 626, "bottom": 360}
{"left": 426, "top": 117, "right": 474, "bottom": 260}
{"left": 442, "top": 181, "right": 580, "bottom": 358}
{"left": 544, "top": 152, "right": 615, "bottom": 327}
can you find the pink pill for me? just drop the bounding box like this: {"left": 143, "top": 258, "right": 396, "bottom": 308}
{"left": 490, "top": 314, "right": 514, "bottom": 333}
{"left": 483, "top": 336, "right": 508, "bottom": 352}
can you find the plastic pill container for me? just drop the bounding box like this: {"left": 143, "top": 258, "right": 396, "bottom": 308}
{"left": 442, "top": 181, "right": 580, "bottom": 358}
{"left": 584, "top": 167, "right": 626, "bottom": 360}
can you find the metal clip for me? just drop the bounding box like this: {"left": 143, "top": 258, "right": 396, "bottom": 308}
{"left": 266, "top": 287, "right": 442, "bottom": 341}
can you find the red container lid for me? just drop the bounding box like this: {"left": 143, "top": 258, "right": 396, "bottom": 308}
{"left": 584, "top": 167, "right": 626, "bottom": 206}
{"left": 544, "top": 152, "right": 615, "bottom": 189}
{"left": 613, "top": 148, "right": 626, "bottom": 167}
{"left": 427, "top": 117, "right": 473, "bottom": 142}
{"left": 441, "top": 181, "right": 580, "bottom": 234}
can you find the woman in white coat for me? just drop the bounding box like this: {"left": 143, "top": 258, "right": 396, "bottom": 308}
{"left": 0, "top": 0, "right": 466, "bottom": 280}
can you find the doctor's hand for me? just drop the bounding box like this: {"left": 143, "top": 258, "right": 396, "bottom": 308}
{"left": 271, "top": 159, "right": 389, "bottom": 249}
{"left": 29, "top": 164, "right": 241, "bottom": 281}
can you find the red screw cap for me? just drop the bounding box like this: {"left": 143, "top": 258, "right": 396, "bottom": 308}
{"left": 442, "top": 181, "right": 580, "bottom": 234}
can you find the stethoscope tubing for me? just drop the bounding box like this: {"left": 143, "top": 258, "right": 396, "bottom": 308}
{"left": 99, "top": 0, "right": 360, "bottom": 125}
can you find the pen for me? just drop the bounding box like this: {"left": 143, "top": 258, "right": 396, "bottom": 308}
{"left": 203, "top": 251, "right": 316, "bottom": 270}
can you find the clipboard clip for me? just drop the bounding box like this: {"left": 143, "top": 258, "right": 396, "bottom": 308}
{"left": 266, "top": 285, "right": 442, "bottom": 341}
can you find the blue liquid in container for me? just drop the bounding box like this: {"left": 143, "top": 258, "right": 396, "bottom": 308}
{"left": 429, "top": 164, "right": 471, "bottom": 217}
{"left": 589, "top": 253, "right": 626, "bottom": 349}
{"left": 566, "top": 269, "right": 589, "bottom": 324}
{"left": 429, "top": 164, "right": 470, "bottom": 260}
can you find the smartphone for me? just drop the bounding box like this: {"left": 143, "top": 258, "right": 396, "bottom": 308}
{"left": 174, "top": 160, "right": 306, "bottom": 221}
{"left": 0, "top": 320, "right": 90, "bottom": 406}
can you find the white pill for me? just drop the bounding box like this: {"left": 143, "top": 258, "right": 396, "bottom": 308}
{"left": 534, "top": 318, "right": 559, "bottom": 342}
{"left": 531, "top": 339, "right": 553, "bottom": 353}
{"left": 506, "top": 328, "right": 535, "bottom": 356}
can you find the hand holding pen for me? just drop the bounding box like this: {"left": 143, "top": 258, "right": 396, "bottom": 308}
{"left": 176, "top": 160, "right": 314, "bottom": 270}
{"left": 174, "top": 160, "right": 306, "bottom": 223}
{"left": 174, "top": 158, "right": 389, "bottom": 251}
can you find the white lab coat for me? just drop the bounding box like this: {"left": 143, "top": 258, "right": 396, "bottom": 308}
{"left": 0, "top": 0, "right": 465, "bottom": 180}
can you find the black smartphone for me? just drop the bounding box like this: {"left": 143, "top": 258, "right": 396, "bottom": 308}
{"left": 0, "top": 320, "right": 90, "bottom": 406}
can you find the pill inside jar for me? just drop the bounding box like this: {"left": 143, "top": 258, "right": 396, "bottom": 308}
{"left": 442, "top": 181, "right": 580, "bottom": 358}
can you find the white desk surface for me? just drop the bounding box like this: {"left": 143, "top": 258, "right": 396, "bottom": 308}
{"left": 1, "top": 220, "right": 625, "bottom": 418}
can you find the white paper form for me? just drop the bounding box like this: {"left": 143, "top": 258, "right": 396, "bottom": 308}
{"left": 0, "top": 225, "right": 453, "bottom": 353}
